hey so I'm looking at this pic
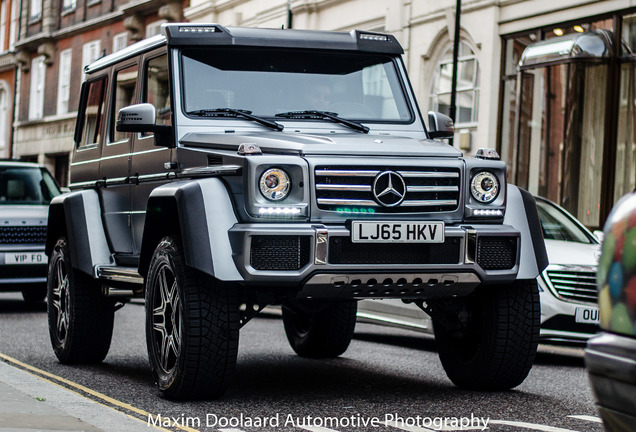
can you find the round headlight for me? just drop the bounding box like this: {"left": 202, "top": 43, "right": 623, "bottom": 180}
{"left": 471, "top": 171, "right": 499, "bottom": 203}
{"left": 259, "top": 168, "right": 291, "bottom": 201}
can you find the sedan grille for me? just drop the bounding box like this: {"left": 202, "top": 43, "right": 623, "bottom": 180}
{"left": 0, "top": 226, "right": 47, "bottom": 244}
{"left": 315, "top": 166, "right": 460, "bottom": 213}
{"left": 544, "top": 268, "right": 597, "bottom": 304}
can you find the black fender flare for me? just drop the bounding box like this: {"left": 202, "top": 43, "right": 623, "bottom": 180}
{"left": 139, "top": 178, "right": 243, "bottom": 281}
{"left": 45, "top": 190, "right": 113, "bottom": 276}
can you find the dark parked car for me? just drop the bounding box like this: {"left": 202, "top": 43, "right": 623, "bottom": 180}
{"left": 0, "top": 161, "right": 60, "bottom": 302}
{"left": 46, "top": 23, "right": 547, "bottom": 399}
{"left": 586, "top": 193, "right": 636, "bottom": 431}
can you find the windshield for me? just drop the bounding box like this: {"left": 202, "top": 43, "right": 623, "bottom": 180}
{"left": 0, "top": 166, "right": 61, "bottom": 205}
{"left": 536, "top": 197, "right": 595, "bottom": 244}
{"left": 181, "top": 48, "right": 412, "bottom": 122}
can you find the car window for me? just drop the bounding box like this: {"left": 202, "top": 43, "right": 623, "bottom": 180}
{"left": 78, "top": 77, "right": 108, "bottom": 147}
{"left": 180, "top": 48, "right": 412, "bottom": 122}
{"left": 536, "top": 198, "right": 594, "bottom": 243}
{"left": 145, "top": 54, "right": 171, "bottom": 126}
{"left": 0, "top": 167, "right": 60, "bottom": 205}
{"left": 111, "top": 64, "right": 138, "bottom": 143}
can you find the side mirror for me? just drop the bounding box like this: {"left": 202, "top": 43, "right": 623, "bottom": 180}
{"left": 427, "top": 111, "right": 455, "bottom": 139}
{"left": 593, "top": 230, "right": 604, "bottom": 243}
{"left": 116, "top": 103, "right": 173, "bottom": 147}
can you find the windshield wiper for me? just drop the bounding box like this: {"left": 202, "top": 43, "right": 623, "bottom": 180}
{"left": 187, "top": 108, "right": 284, "bottom": 131}
{"left": 275, "top": 110, "right": 369, "bottom": 133}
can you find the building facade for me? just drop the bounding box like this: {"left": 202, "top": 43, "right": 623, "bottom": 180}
{"left": 0, "top": 0, "right": 19, "bottom": 160}
{"left": 11, "top": 0, "right": 186, "bottom": 185}
{"left": 185, "top": 0, "right": 636, "bottom": 229}
{"left": 7, "top": 0, "right": 636, "bottom": 228}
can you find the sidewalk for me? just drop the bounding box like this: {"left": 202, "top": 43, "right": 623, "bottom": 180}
{"left": 0, "top": 360, "right": 158, "bottom": 432}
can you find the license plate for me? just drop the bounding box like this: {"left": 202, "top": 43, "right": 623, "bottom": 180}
{"left": 352, "top": 221, "right": 444, "bottom": 243}
{"left": 5, "top": 252, "right": 48, "bottom": 265}
{"left": 575, "top": 307, "right": 600, "bottom": 324}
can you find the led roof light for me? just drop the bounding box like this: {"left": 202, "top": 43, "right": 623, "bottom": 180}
{"left": 359, "top": 33, "right": 389, "bottom": 41}
{"left": 178, "top": 26, "right": 218, "bottom": 33}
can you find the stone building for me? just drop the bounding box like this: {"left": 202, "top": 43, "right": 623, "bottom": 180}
{"left": 10, "top": 0, "right": 186, "bottom": 185}
{"left": 185, "top": 0, "right": 636, "bottom": 229}
{"left": 7, "top": 0, "right": 636, "bottom": 228}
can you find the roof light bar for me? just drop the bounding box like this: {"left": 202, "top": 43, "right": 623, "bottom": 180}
{"left": 359, "top": 33, "right": 389, "bottom": 41}
{"left": 178, "top": 26, "right": 218, "bottom": 33}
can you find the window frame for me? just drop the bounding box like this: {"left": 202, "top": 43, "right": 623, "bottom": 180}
{"left": 429, "top": 41, "right": 480, "bottom": 127}
{"left": 28, "top": 55, "right": 46, "bottom": 121}
{"left": 56, "top": 48, "right": 73, "bottom": 115}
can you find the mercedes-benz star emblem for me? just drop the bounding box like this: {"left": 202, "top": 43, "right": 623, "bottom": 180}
{"left": 372, "top": 171, "right": 406, "bottom": 207}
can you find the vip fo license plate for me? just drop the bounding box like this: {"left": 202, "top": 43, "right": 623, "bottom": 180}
{"left": 575, "top": 307, "right": 600, "bottom": 324}
{"left": 352, "top": 221, "right": 444, "bottom": 243}
{"left": 5, "top": 252, "right": 48, "bottom": 265}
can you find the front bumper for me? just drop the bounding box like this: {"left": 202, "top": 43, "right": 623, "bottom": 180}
{"left": 229, "top": 222, "right": 520, "bottom": 299}
{"left": 538, "top": 267, "right": 599, "bottom": 344}
{"left": 586, "top": 332, "right": 636, "bottom": 431}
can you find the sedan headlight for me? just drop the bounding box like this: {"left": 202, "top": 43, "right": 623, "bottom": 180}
{"left": 259, "top": 168, "right": 291, "bottom": 201}
{"left": 470, "top": 171, "right": 499, "bottom": 203}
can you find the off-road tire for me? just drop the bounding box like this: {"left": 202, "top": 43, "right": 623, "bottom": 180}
{"left": 145, "top": 236, "right": 239, "bottom": 400}
{"left": 282, "top": 301, "right": 357, "bottom": 358}
{"left": 47, "top": 237, "right": 115, "bottom": 363}
{"left": 433, "top": 279, "right": 540, "bottom": 390}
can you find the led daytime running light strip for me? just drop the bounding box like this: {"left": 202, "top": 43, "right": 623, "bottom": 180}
{"left": 473, "top": 209, "right": 504, "bottom": 217}
{"left": 258, "top": 207, "right": 303, "bottom": 216}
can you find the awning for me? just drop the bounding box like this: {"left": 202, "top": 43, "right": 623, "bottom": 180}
{"left": 518, "top": 30, "right": 613, "bottom": 70}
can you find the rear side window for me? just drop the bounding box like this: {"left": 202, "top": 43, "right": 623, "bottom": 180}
{"left": 78, "top": 77, "right": 108, "bottom": 148}
{"left": 111, "top": 65, "right": 138, "bottom": 143}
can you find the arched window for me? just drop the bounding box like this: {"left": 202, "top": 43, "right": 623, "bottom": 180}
{"left": 429, "top": 41, "right": 479, "bottom": 125}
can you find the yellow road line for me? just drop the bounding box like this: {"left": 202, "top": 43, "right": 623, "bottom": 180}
{"left": 0, "top": 352, "right": 200, "bottom": 432}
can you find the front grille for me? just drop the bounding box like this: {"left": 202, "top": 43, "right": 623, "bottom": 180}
{"left": 329, "top": 236, "right": 461, "bottom": 265}
{"left": 0, "top": 226, "right": 47, "bottom": 244}
{"left": 477, "top": 236, "right": 517, "bottom": 270}
{"left": 545, "top": 269, "right": 598, "bottom": 304}
{"left": 315, "top": 166, "right": 460, "bottom": 213}
{"left": 250, "top": 235, "right": 311, "bottom": 271}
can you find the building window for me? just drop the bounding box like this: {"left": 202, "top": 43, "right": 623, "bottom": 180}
{"left": 28, "top": 56, "right": 46, "bottom": 121}
{"left": 9, "top": 0, "right": 18, "bottom": 49}
{"left": 112, "top": 32, "right": 128, "bottom": 53}
{"left": 0, "top": 1, "right": 7, "bottom": 52}
{"left": 146, "top": 20, "right": 166, "bottom": 38}
{"left": 62, "top": 0, "right": 76, "bottom": 12}
{"left": 29, "top": 0, "right": 41, "bottom": 21}
{"left": 57, "top": 49, "right": 72, "bottom": 115}
{"left": 0, "top": 82, "right": 9, "bottom": 150}
{"left": 429, "top": 41, "right": 479, "bottom": 125}
{"left": 82, "top": 40, "right": 101, "bottom": 79}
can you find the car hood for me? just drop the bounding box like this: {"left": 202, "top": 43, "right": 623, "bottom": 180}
{"left": 180, "top": 132, "right": 463, "bottom": 158}
{"left": 544, "top": 239, "right": 601, "bottom": 267}
{"left": 0, "top": 205, "right": 48, "bottom": 225}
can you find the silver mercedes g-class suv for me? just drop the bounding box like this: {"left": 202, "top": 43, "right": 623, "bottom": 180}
{"left": 46, "top": 23, "right": 548, "bottom": 399}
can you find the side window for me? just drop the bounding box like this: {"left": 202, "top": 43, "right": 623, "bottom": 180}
{"left": 145, "top": 54, "right": 171, "bottom": 126}
{"left": 78, "top": 77, "right": 107, "bottom": 148}
{"left": 111, "top": 65, "right": 138, "bottom": 143}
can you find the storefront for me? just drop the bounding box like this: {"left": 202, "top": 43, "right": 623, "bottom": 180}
{"left": 499, "top": 11, "right": 636, "bottom": 230}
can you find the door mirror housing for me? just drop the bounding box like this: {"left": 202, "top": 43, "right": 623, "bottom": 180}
{"left": 116, "top": 103, "right": 173, "bottom": 147}
{"left": 427, "top": 111, "right": 455, "bottom": 139}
